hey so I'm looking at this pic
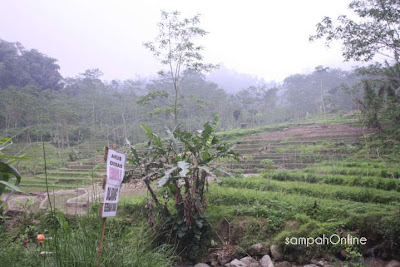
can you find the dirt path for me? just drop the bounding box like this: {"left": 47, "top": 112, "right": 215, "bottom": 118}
{"left": 5, "top": 180, "right": 147, "bottom": 215}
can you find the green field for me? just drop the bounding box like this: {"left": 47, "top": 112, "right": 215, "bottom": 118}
{"left": 2, "top": 113, "right": 400, "bottom": 264}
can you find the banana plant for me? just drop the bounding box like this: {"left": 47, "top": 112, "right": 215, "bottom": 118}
{"left": 0, "top": 138, "right": 28, "bottom": 208}
{"left": 127, "top": 115, "right": 238, "bottom": 258}
{"left": 0, "top": 162, "right": 24, "bottom": 206}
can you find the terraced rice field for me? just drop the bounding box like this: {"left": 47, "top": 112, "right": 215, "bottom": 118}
{"left": 2, "top": 140, "right": 107, "bottom": 192}
{"left": 3, "top": 115, "right": 400, "bottom": 259}
{"left": 222, "top": 123, "right": 373, "bottom": 173}
{"left": 17, "top": 158, "right": 106, "bottom": 193}
{"left": 206, "top": 119, "right": 400, "bottom": 259}
{"left": 3, "top": 140, "right": 148, "bottom": 215}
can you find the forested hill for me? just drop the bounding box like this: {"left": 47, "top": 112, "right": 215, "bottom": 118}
{"left": 0, "top": 39, "right": 363, "bottom": 147}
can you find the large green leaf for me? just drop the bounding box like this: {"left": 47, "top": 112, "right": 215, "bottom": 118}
{"left": 142, "top": 169, "right": 163, "bottom": 182}
{"left": 177, "top": 161, "right": 189, "bottom": 177}
{"left": 198, "top": 165, "right": 219, "bottom": 182}
{"left": 141, "top": 124, "right": 164, "bottom": 151}
{"left": 0, "top": 138, "right": 12, "bottom": 152}
{"left": 0, "top": 162, "right": 22, "bottom": 184}
{"left": 0, "top": 155, "right": 39, "bottom": 161}
{"left": 140, "top": 124, "right": 154, "bottom": 140}
{"left": 175, "top": 129, "right": 194, "bottom": 151}
{"left": 0, "top": 138, "right": 12, "bottom": 147}
{"left": 166, "top": 128, "right": 181, "bottom": 152}
{"left": 203, "top": 114, "right": 219, "bottom": 149}
{"left": 6, "top": 148, "right": 39, "bottom": 165}
{"left": 0, "top": 180, "right": 25, "bottom": 193}
{"left": 0, "top": 162, "right": 23, "bottom": 201}
{"left": 153, "top": 134, "right": 163, "bottom": 150}
{"left": 0, "top": 162, "right": 26, "bottom": 206}
{"left": 158, "top": 166, "right": 178, "bottom": 187}
{"left": 129, "top": 146, "right": 140, "bottom": 167}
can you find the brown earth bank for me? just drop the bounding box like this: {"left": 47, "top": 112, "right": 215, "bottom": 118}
{"left": 245, "top": 123, "right": 375, "bottom": 141}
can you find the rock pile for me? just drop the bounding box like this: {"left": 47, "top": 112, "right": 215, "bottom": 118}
{"left": 191, "top": 243, "right": 400, "bottom": 267}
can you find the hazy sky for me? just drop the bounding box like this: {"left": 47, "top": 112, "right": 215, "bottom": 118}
{"left": 0, "top": 0, "right": 361, "bottom": 82}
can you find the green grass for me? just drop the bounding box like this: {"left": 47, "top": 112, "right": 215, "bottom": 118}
{"left": 208, "top": 185, "right": 395, "bottom": 220}
{"left": 308, "top": 165, "right": 398, "bottom": 177}
{"left": 3, "top": 112, "right": 399, "bottom": 264}
{"left": 205, "top": 178, "right": 400, "bottom": 259}
{"left": 219, "top": 176, "right": 400, "bottom": 204}
{"left": 0, "top": 211, "right": 175, "bottom": 267}
{"left": 264, "top": 170, "right": 400, "bottom": 191}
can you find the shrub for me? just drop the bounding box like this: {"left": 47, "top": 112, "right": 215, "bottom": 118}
{"left": 128, "top": 115, "right": 238, "bottom": 260}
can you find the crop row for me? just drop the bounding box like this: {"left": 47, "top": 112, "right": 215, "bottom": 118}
{"left": 207, "top": 185, "right": 395, "bottom": 222}
{"left": 262, "top": 170, "right": 400, "bottom": 191}
{"left": 219, "top": 177, "right": 400, "bottom": 204}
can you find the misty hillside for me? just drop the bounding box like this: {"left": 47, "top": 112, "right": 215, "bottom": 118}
{"left": 206, "top": 64, "right": 277, "bottom": 94}
{"left": 1, "top": 1, "right": 400, "bottom": 266}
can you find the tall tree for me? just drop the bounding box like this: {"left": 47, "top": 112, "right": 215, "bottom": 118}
{"left": 0, "top": 39, "right": 62, "bottom": 91}
{"left": 310, "top": 0, "right": 400, "bottom": 63}
{"left": 315, "top": 65, "right": 329, "bottom": 113}
{"left": 144, "top": 10, "right": 217, "bottom": 125}
{"left": 310, "top": 0, "right": 400, "bottom": 136}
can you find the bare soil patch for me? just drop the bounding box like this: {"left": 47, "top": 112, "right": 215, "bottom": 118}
{"left": 246, "top": 123, "right": 375, "bottom": 141}
{"left": 4, "top": 180, "right": 147, "bottom": 215}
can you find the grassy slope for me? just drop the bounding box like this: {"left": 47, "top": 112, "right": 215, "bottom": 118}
{"left": 112, "top": 113, "right": 400, "bottom": 262}
{"left": 206, "top": 113, "right": 400, "bottom": 262}
{"left": 3, "top": 112, "right": 400, "bottom": 263}
{"left": 2, "top": 141, "right": 106, "bottom": 193}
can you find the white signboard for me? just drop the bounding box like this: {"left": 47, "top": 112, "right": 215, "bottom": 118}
{"left": 106, "top": 149, "right": 126, "bottom": 186}
{"left": 102, "top": 149, "right": 125, "bottom": 217}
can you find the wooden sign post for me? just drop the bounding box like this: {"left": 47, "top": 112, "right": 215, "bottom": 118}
{"left": 95, "top": 147, "right": 125, "bottom": 267}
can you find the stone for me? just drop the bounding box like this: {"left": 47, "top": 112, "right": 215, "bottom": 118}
{"left": 240, "top": 256, "right": 258, "bottom": 265}
{"left": 248, "top": 243, "right": 269, "bottom": 256}
{"left": 362, "top": 258, "right": 385, "bottom": 267}
{"left": 386, "top": 260, "right": 400, "bottom": 267}
{"left": 260, "top": 255, "right": 274, "bottom": 267}
{"left": 194, "top": 264, "right": 210, "bottom": 267}
{"left": 210, "top": 260, "right": 219, "bottom": 267}
{"left": 276, "top": 261, "right": 292, "bottom": 267}
{"left": 247, "top": 243, "right": 269, "bottom": 256}
{"left": 229, "top": 259, "right": 246, "bottom": 267}
{"left": 303, "top": 265, "right": 318, "bottom": 267}
{"left": 220, "top": 255, "right": 233, "bottom": 266}
{"left": 316, "top": 260, "right": 334, "bottom": 267}
{"left": 270, "top": 245, "right": 284, "bottom": 261}
{"left": 40, "top": 251, "right": 54, "bottom": 257}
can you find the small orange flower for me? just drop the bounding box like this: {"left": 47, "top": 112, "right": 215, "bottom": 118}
{"left": 37, "top": 234, "right": 45, "bottom": 244}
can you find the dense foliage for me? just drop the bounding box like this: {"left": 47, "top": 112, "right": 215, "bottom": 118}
{"left": 311, "top": 0, "right": 400, "bottom": 139}
{"left": 0, "top": 39, "right": 361, "bottom": 148}
{"left": 129, "top": 115, "right": 237, "bottom": 260}
{"left": 310, "top": 0, "right": 400, "bottom": 63}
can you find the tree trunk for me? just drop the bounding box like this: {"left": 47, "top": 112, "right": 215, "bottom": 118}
{"left": 320, "top": 79, "right": 326, "bottom": 113}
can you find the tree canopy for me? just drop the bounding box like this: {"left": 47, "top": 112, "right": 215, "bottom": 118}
{"left": 144, "top": 10, "right": 217, "bottom": 124}
{"left": 310, "top": 0, "right": 400, "bottom": 63}
{"left": 0, "top": 39, "right": 62, "bottom": 91}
